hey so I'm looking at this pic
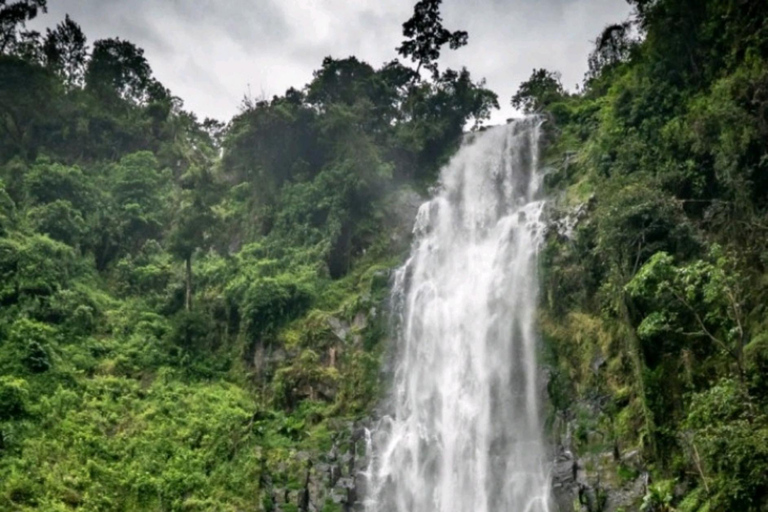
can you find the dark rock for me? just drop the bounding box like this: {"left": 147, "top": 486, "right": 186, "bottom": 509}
{"left": 552, "top": 451, "right": 578, "bottom": 512}
{"left": 328, "top": 316, "right": 350, "bottom": 342}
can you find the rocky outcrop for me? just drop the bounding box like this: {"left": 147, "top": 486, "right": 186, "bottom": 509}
{"left": 549, "top": 416, "right": 648, "bottom": 512}
{"left": 551, "top": 449, "right": 648, "bottom": 512}
{"left": 263, "top": 422, "right": 370, "bottom": 512}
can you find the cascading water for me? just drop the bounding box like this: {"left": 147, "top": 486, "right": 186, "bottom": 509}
{"left": 364, "top": 118, "right": 552, "bottom": 512}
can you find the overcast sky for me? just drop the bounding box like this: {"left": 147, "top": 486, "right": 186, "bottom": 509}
{"left": 31, "top": 0, "right": 632, "bottom": 125}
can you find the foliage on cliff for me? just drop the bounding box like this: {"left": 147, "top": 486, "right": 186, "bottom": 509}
{"left": 0, "top": 1, "right": 497, "bottom": 509}
{"left": 532, "top": 1, "right": 768, "bottom": 510}
{"left": 4, "top": 0, "right": 768, "bottom": 509}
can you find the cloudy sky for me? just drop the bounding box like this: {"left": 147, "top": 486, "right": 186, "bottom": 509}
{"left": 31, "top": 0, "right": 632, "bottom": 124}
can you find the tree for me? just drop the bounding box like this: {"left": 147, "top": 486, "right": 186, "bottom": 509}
{"left": 0, "top": 376, "right": 28, "bottom": 420}
{"left": 222, "top": 97, "right": 320, "bottom": 208}
{"left": 397, "top": 0, "right": 468, "bottom": 80}
{"left": 85, "top": 38, "right": 157, "bottom": 105}
{"left": 308, "top": 57, "right": 373, "bottom": 107}
{"left": 110, "top": 151, "right": 169, "bottom": 253}
{"left": 511, "top": 68, "right": 565, "bottom": 114}
{"left": 0, "top": 55, "right": 59, "bottom": 161}
{"left": 168, "top": 166, "right": 218, "bottom": 310}
{"left": 626, "top": 249, "right": 748, "bottom": 377}
{"left": 307, "top": 56, "right": 408, "bottom": 134}
{"left": 201, "top": 117, "right": 225, "bottom": 149}
{"left": 585, "top": 22, "right": 636, "bottom": 85}
{"left": 1, "top": 318, "right": 56, "bottom": 374}
{"left": 27, "top": 199, "right": 87, "bottom": 247}
{"left": 24, "top": 159, "right": 92, "bottom": 209}
{"left": 0, "top": 233, "right": 76, "bottom": 304}
{"left": 0, "top": 0, "right": 46, "bottom": 55}
{"left": 0, "top": 179, "right": 15, "bottom": 234}
{"left": 43, "top": 14, "right": 87, "bottom": 88}
{"left": 684, "top": 379, "right": 768, "bottom": 511}
{"left": 432, "top": 67, "right": 499, "bottom": 129}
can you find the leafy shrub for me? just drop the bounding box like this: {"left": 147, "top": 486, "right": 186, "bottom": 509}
{"left": 168, "top": 309, "right": 214, "bottom": 351}
{"left": 0, "top": 376, "right": 29, "bottom": 420}
{"left": 745, "top": 333, "right": 768, "bottom": 401}
{"left": 27, "top": 200, "right": 87, "bottom": 247}
{"left": 1, "top": 318, "right": 58, "bottom": 374}
{"left": 640, "top": 479, "right": 676, "bottom": 512}
{"left": 685, "top": 380, "right": 768, "bottom": 511}
{"left": 236, "top": 274, "right": 315, "bottom": 341}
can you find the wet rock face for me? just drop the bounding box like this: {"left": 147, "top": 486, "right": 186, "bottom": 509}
{"left": 264, "top": 422, "right": 370, "bottom": 512}
{"left": 550, "top": 430, "right": 649, "bottom": 512}
{"left": 541, "top": 207, "right": 649, "bottom": 512}
{"left": 327, "top": 312, "right": 367, "bottom": 347}
{"left": 552, "top": 450, "right": 578, "bottom": 512}
{"left": 252, "top": 343, "right": 289, "bottom": 377}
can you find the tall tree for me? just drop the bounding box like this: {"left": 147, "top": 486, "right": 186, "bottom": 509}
{"left": 0, "top": 0, "right": 46, "bottom": 55}
{"left": 43, "top": 14, "right": 87, "bottom": 88}
{"left": 0, "top": 56, "right": 58, "bottom": 161}
{"left": 584, "top": 22, "right": 636, "bottom": 85}
{"left": 397, "top": 0, "right": 467, "bottom": 80}
{"left": 168, "top": 165, "right": 218, "bottom": 310}
{"left": 110, "top": 151, "right": 169, "bottom": 253}
{"left": 85, "top": 38, "right": 156, "bottom": 105}
{"left": 511, "top": 68, "right": 565, "bottom": 114}
{"left": 307, "top": 56, "right": 377, "bottom": 109}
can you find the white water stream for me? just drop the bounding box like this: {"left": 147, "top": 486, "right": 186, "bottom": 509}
{"left": 364, "top": 119, "right": 552, "bottom": 512}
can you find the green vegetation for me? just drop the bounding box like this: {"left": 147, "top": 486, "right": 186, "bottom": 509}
{"left": 0, "top": 0, "right": 497, "bottom": 509}
{"left": 3, "top": 0, "right": 768, "bottom": 509}
{"left": 534, "top": 0, "right": 768, "bottom": 510}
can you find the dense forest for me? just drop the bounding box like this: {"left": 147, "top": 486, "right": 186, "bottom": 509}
{"left": 537, "top": 1, "right": 768, "bottom": 510}
{"left": 0, "top": 1, "right": 496, "bottom": 510}
{"left": 0, "top": 0, "right": 767, "bottom": 511}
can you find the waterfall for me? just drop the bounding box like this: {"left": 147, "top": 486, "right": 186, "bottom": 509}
{"left": 364, "top": 118, "right": 552, "bottom": 512}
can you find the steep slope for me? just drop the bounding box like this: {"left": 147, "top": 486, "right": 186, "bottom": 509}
{"left": 531, "top": 1, "right": 768, "bottom": 510}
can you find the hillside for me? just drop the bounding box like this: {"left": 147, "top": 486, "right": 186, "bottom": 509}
{"left": 536, "top": 2, "right": 768, "bottom": 510}
{"left": 1, "top": 0, "right": 768, "bottom": 511}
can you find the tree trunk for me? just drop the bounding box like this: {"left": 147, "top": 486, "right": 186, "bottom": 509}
{"left": 185, "top": 256, "right": 192, "bottom": 311}
{"left": 620, "top": 290, "right": 657, "bottom": 460}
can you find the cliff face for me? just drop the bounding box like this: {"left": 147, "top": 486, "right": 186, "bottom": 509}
{"left": 539, "top": 195, "right": 648, "bottom": 512}
{"left": 530, "top": 5, "right": 768, "bottom": 503}
{"left": 247, "top": 186, "right": 422, "bottom": 512}
{"left": 3, "top": 2, "right": 768, "bottom": 510}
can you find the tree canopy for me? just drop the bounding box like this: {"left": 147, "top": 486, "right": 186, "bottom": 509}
{"left": 1, "top": 0, "right": 767, "bottom": 509}
{"left": 0, "top": 2, "right": 499, "bottom": 509}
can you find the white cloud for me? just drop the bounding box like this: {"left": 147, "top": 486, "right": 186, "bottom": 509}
{"left": 31, "top": 0, "right": 632, "bottom": 124}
